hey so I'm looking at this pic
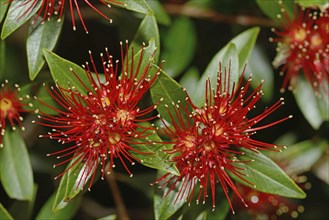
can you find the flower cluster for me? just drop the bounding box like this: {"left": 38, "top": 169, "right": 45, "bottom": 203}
{"left": 36, "top": 42, "right": 160, "bottom": 189}
{"left": 154, "top": 65, "right": 292, "bottom": 212}
{"left": 0, "top": 80, "right": 27, "bottom": 147}
{"left": 271, "top": 6, "right": 329, "bottom": 94}
{"left": 10, "top": 0, "right": 121, "bottom": 33}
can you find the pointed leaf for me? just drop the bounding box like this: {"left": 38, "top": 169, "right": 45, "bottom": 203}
{"left": 43, "top": 49, "right": 92, "bottom": 94}
{"left": 234, "top": 149, "right": 306, "bottom": 199}
{"left": 179, "top": 67, "right": 199, "bottom": 95}
{"left": 294, "top": 77, "right": 328, "bottom": 129}
{"left": 36, "top": 191, "right": 81, "bottom": 220}
{"left": 146, "top": 0, "right": 170, "bottom": 25}
{"left": 162, "top": 16, "right": 196, "bottom": 78}
{"left": 150, "top": 68, "right": 189, "bottom": 124}
{"left": 297, "top": 0, "right": 328, "bottom": 9}
{"left": 130, "top": 15, "right": 160, "bottom": 62}
{"left": 52, "top": 154, "right": 96, "bottom": 211}
{"left": 132, "top": 123, "right": 179, "bottom": 176}
{"left": 27, "top": 16, "right": 63, "bottom": 80}
{"left": 194, "top": 43, "right": 239, "bottom": 106}
{"left": 0, "top": 203, "right": 13, "bottom": 220}
{"left": 112, "top": 0, "right": 153, "bottom": 15}
{"left": 154, "top": 172, "right": 186, "bottom": 220}
{"left": 97, "top": 214, "right": 117, "bottom": 220}
{"left": 1, "top": 0, "right": 42, "bottom": 39}
{"left": 0, "top": 130, "right": 34, "bottom": 200}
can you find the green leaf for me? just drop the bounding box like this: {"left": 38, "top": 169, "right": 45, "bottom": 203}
{"left": 256, "top": 0, "right": 295, "bottom": 21}
{"left": 0, "top": 203, "right": 13, "bottom": 220}
{"left": 271, "top": 140, "right": 328, "bottom": 176}
{"left": 36, "top": 191, "right": 81, "bottom": 220}
{"left": 130, "top": 15, "right": 160, "bottom": 62}
{"left": 245, "top": 45, "right": 274, "bottom": 102}
{"left": 9, "top": 184, "right": 37, "bottom": 220}
{"left": 162, "top": 16, "right": 196, "bottom": 78}
{"left": 234, "top": 149, "right": 306, "bottom": 199}
{"left": 150, "top": 68, "right": 189, "bottom": 125}
{"left": 146, "top": 0, "right": 171, "bottom": 25}
{"left": 297, "top": 0, "right": 328, "bottom": 9}
{"left": 179, "top": 67, "right": 199, "bottom": 95}
{"left": 194, "top": 43, "right": 239, "bottom": 106}
{"left": 0, "top": 40, "right": 5, "bottom": 80}
{"left": 0, "top": 0, "right": 9, "bottom": 24}
{"left": 0, "top": 130, "right": 34, "bottom": 200}
{"left": 132, "top": 123, "right": 179, "bottom": 176}
{"left": 27, "top": 16, "right": 63, "bottom": 80}
{"left": 111, "top": 0, "right": 153, "bottom": 15}
{"left": 294, "top": 77, "right": 328, "bottom": 129}
{"left": 43, "top": 49, "right": 92, "bottom": 94}
{"left": 1, "top": 0, "right": 42, "bottom": 39}
{"left": 153, "top": 171, "right": 186, "bottom": 220}
{"left": 52, "top": 154, "right": 96, "bottom": 211}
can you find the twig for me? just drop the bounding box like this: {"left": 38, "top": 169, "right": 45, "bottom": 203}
{"left": 163, "top": 3, "right": 278, "bottom": 27}
{"left": 105, "top": 170, "right": 130, "bottom": 220}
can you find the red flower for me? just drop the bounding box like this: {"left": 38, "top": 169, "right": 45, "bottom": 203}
{"left": 154, "top": 65, "right": 292, "bottom": 212}
{"left": 10, "top": 0, "right": 122, "bottom": 33}
{"left": 271, "top": 6, "right": 329, "bottom": 94}
{"left": 0, "top": 80, "right": 27, "bottom": 147}
{"left": 36, "top": 42, "right": 160, "bottom": 190}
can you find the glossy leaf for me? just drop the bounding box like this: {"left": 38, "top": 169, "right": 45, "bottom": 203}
{"left": 111, "top": 0, "right": 153, "bottom": 15}
{"left": 0, "top": 203, "right": 13, "bottom": 220}
{"left": 234, "top": 149, "right": 306, "bottom": 199}
{"left": 150, "top": 68, "right": 189, "bottom": 125}
{"left": 43, "top": 49, "right": 92, "bottom": 94}
{"left": 52, "top": 154, "right": 96, "bottom": 211}
{"left": 0, "top": 40, "right": 5, "bottom": 79}
{"left": 36, "top": 191, "right": 81, "bottom": 220}
{"left": 271, "top": 140, "right": 328, "bottom": 176}
{"left": 27, "top": 16, "right": 63, "bottom": 80}
{"left": 130, "top": 15, "right": 160, "bottom": 62}
{"left": 194, "top": 43, "right": 239, "bottom": 106}
{"left": 131, "top": 123, "right": 179, "bottom": 176}
{"left": 0, "top": 0, "right": 8, "bottom": 24}
{"left": 97, "top": 214, "right": 117, "bottom": 220}
{"left": 1, "top": 0, "right": 42, "bottom": 39}
{"left": 294, "top": 77, "right": 328, "bottom": 129}
{"left": 154, "top": 172, "right": 186, "bottom": 220}
{"left": 0, "top": 130, "right": 34, "bottom": 201}
{"left": 162, "top": 16, "right": 196, "bottom": 78}
{"left": 245, "top": 45, "right": 274, "bottom": 101}
{"left": 256, "top": 0, "right": 295, "bottom": 21}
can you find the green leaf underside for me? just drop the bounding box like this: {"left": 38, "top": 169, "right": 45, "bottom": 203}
{"left": 97, "top": 214, "right": 117, "bottom": 220}
{"left": 0, "top": 130, "right": 34, "bottom": 201}
{"left": 43, "top": 49, "right": 92, "bottom": 95}
{"left": 146, "top": 0, "right": 171, "bottom": 25}
{"left": 52, "top": 154, "right": 95, "bottom": 211}
{"left": 179, "top": 67, "right": 199, "bottom": 96}
{"left": 297, "top": 0, "right": 328, "bottom": 9}
{"left": 131, "top": 122, "right": 179, "bottom": 176}
{"left": 0, "top": 203, "right": 14, "bottom": 220}
{"left": 1, "top": 0, "right": 42, "bottom": 39}
{"left": 111, "top": 0, "right": 154, "bottom": 15}
{"left": 27, "top": 16, "right": 63, "bottom": 80}
{"left": 194, "top": 43, "right": 239, "bottom": 106}
{"left": 36, "top": 191, "right": 81, "bottom": 220}
{"left": 294, "top": 76, "right": 328, "bottom": 129}
{"left": 162, "top": 16, "right": 196, "bottom": 78}
{"left": 150, "top": 68, "right": 190, "bottom": 125}
{"left": 233, "top": 149, "right": 306, "bottom": 199}
{"left": 154, "top": 171, "right": 187, "bottom": 220}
